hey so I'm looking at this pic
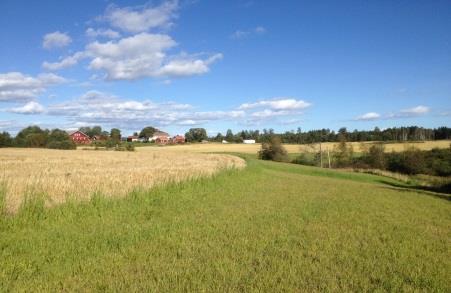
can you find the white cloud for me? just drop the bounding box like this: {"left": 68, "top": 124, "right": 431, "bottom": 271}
{"left": 43, "top": 33, "right": 222, "bottom": 80}
{"left": 231, "top": 26, "right": 266, "bottom": 39}
{"left": 355, "top": 112, "right": 381, "bottom": 121}
{"left": 158, "top": 53, "right": 223, "bottom": 77}
{"left": 239, "top": 98, "right": 311, "bottom": 111}
{"left": 44, "top": 91, "right": 246, "bottom": 128}
{"left": 42, "top": 2, "right": 221, "bottom": 81}
{"left": 86, "top": 28, "right": 121, "bottom": 39}
{"left": 42, "top": 52, "right": 86, "bottom": 70}
{"left": 86, "top": 33, "right": 176, "bottom": 80}
{"left": 103, "top": 1, "right": 178, "bottom": 33}
{"left": 400, "top": 105, "right": 430, "bottom": 115}
{"left": 9, "top": 101, "right": 45, "bottom": 114}
{"left": 355, "top": 106, "right": 430, "bottom": 121}
{"left": 0, "top": 120, "right": 14, "bottom": 129}
{"left": 251, "top": 109, "right": 290, "bottom": 119}
{"left": 43, "top": 31, "right": 72, "bottom": 49}
{"left": 0, "top": 72, "right": 66, "bottom": 102}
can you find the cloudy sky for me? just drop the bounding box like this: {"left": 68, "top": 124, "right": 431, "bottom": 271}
{"left": 0, "top": 0, "right": 450, "bottom": 135}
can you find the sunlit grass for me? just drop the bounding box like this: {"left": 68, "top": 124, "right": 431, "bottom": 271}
{"left": 0, "top": 156, "right": 449, "bottom": 291}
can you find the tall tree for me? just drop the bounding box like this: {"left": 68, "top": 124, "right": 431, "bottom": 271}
{"left": 110, "top": 128, "right": 121, "bottom": 142}
{"left": 185, "top": 128, "right": 207, "bottom": 142}
{"left": 139, "top": 126, "right": 157, "bottom": 138}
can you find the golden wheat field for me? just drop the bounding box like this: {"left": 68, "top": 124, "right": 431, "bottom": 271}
{"left": 140, "top": 140, "right": 451, "bottom": 154}
{"left": 0, "top": 148, "right": 245, "bottom": 213}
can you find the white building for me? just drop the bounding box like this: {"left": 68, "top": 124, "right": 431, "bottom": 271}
{"left": 243, "top": 139, "right": 256, "bottom": 144}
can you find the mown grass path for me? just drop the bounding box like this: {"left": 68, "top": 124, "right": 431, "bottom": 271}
{"left": 1, "top": 157, "right": 450, "bottom": 291}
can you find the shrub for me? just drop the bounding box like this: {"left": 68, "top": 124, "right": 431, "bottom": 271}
{"left": 386, "top": 147, "right": 426, "bottom": 175}
{"left": 292, "top": 153, "right": 316, "bottom": 166}
{"left": 258, "top": 136, "right": 288, "bottom": 162}
{"left": 46, "top": 129, "right": 76, "bottom": 150}
{"left": 333, "top": 139, "right": 354, "bottom": 168}
{"left": 360, "top": 143, "right": 386, "bottom": 169}
{"left": 125, "top": 143, "right": 135, "bottom": 152}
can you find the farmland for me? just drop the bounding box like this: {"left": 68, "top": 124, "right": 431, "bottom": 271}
{"left": 0, "top": 148, "right": 450, "bottom": 291}
{"left": 136, "top": 140, "right": 451, "bottom": 154}
{"left": 0, "top": 148, "right": 245, "bottom": 213}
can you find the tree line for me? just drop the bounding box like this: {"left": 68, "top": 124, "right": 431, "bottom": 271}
{"left": 1, "top": 125, "right": 450, "bottom": 148}
{"left": 211, "top": 126, "right": 451, "bottom": 143}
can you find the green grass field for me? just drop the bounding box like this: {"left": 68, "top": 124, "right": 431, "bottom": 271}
{"left": 1, "top": 156, "right": 450, "bottom": 291}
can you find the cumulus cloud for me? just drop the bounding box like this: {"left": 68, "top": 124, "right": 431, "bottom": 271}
{"left": 158, "top": 53, "right": 223, "bottom": 77}
{"left": 231, "top": 26, "right": 266, "bottom": 39}
{"left": 355, "top": 106, "right": 430, "bottom": 121}
{"left": 0, "top": 120, "right": 14, "bottom": 129}
{"left": 45, "top": 91, "right": 243, "bottom": 128}
{"left": 103, "top": 1, "right": 178, "bottom": 33}
{"left": 9, "top": 101, "right": 45, "bottom": 114}
{"left": 239, "top": 98, "right": 311, "bottom": 111}
{"left": 42, "top": 52, "right": 86, "bottom": 71}
{"left": 355, "top": 112, "right": 381, "bottom": 121}
{"left": 43, "top": 31, "right": 72, "bottom": 49}
{"left": 42, "top": 2, "right": 221, "bottom": 80}
{"left": 0, "top": 72, "right": 66, "bottom": 102}
{"left": 400, "top": 105, "right": 430, "bottom": 115}
{"left": 86, "top": 28, "right": 121, "bottom": 39}
{"left": 43, "top": 33, "right": 222, "bottom": 80}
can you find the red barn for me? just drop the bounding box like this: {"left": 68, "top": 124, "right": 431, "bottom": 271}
{"left": 171, "top": 135, "right": 185, "bottom": 144}
{"left": 69, "top": 131, "right": 91, "bottom": 144}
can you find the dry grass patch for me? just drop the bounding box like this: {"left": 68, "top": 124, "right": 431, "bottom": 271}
{"left": 137, "top": 140, "right": 451, "bottom": 154}
{"left": 0, "top": 148, "right": 245, "bottom": 213}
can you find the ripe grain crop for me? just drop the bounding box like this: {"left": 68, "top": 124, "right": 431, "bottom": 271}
{"left": 0, "top": 148, "right": 245, "bottom": 213}
{"left": 137, "top": 140, "right": 451, "bottom": 154}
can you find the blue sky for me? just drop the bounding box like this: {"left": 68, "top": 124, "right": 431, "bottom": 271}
{"left": 0, "top": 0, "right": 450, "bottom": 136}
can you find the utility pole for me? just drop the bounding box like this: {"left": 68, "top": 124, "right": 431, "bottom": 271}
{"left": 327, "top": 147, "right": 331, "bottom": 168}
{"left": 319, "top": 141, "right": 323, "bottom": 168}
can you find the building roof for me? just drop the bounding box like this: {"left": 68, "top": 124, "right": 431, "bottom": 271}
{"left": 68, "top": 130, "right": 89, "bottom": 137}
{"left": 153, "top": 131, "right": 170, "bottom": 137}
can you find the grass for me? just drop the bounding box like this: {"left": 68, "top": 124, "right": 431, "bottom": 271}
{"left": 0, "top": 155, "right": 449, "bottom": 291}
{"left": 135, "top": 140, "right": 451, "bottom": 154}
{"left": 0, "top": 148, "right": 245, "bottom": 213}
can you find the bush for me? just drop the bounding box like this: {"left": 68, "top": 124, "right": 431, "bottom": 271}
{"left": 47, "top": 140, "right": 76, "bottom": 150}
{"left": 258, "top": 136, "right": 288, "bottom": 162}
{"left": 333, "top": 139, "right": 354, "bottom": 168}
{"left": 292, "top": 153, "right": 316, "bottom": 166}
{"left": 360, "top": 143, "right": 386, "bottom": 169}
{"left": 386, "top": 147, "right": 426, "bottom": 175}
{"left": 46, "top": 129, "right": 76, "bottom": 150}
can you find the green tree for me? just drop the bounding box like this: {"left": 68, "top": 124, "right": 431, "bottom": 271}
{"left": 110, "top": 128, "right": 121, "bottom": 142}
{"left": 46, "top": 129, "right": 76, "bottom": 150}
{"left": 225, "top": 129, "right": 234, "bottom": 142}
{"left": 0, "top": 132, "right": 12, "bottom": 147}
{"left": 333, "top": 135, "right": 354, "bottom": 167}
{"left": 79, "top": 126, "right": 102, "bottom": 137}
{"left": 139, "top": 126, "right": 157, "bottom": 138}
{"left": 14, "top": 126, "right": 48, "bottom": 148}
{"left": 258, "top": 136, "right": 288, "bottom": 162}
{"left": 185, "top": 128, "right": 207, "bottom": 142}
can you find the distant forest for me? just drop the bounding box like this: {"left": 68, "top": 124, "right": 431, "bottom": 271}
{"left": 211, "top": 126, "right": 451, "bottom": 144}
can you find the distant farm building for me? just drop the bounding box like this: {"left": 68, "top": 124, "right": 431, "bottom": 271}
{"left": 92, "top": 135, "right": 107, "bottom": 141}
{"left": 151, "top": 131, "right": 170, "bottom": 144}
{"left": 68, "top": 131, "right": 91, "bottom": 144}
{"left": 171, "top": 135, "right": 185, "bottom": 144}
{"left": 243, "top": 139, "right": 256, "bottom": 144}
{"left": 127, "top": 136, "right": 139, "bottom": 142}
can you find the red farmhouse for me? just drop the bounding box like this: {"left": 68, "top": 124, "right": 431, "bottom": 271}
{"left": 69, "top": 131, "right": 91, "bottom": 144}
